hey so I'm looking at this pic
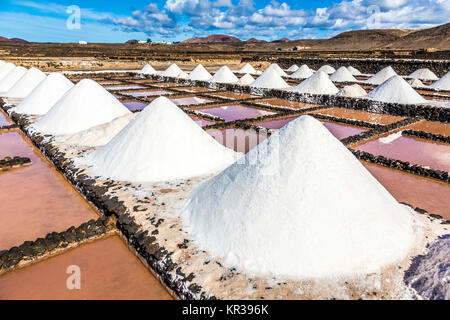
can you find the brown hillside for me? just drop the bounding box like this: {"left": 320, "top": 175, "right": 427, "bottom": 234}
{"left": 383, "top": 23, "right": 450, "bottom": 50}
{"left": 181, "top": 34, "right": 242, "bottom": 44}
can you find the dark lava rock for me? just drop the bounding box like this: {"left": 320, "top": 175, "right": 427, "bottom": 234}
{"left": 404, "top": 234, "right": 450, "bottom": 300}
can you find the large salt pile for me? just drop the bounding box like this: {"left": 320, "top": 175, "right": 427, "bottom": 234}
{"left": 317, "top": 65, "right": 336, "bottom": 74}
{"left": 291, "top": 71, "right": 339, "bottom": 95}
{"left": 287, "top": 64, "right": 299, "bottom": 72}
{"left": 290, "top": 64, "right": 314, "bottom": 79}
{"left": 337, "top": 84, "right": 367, "bottom": 98}
{"left": 408, "top": 68, "right": 439, "bottom": 81}
{"left": 13, "top": 73, "right": 74, "bottom": 115}
{"left": 330, "top": 66, "right": 357, "bottom": 82}
{"left": 139, "top": 64, "right": 157, "bottom": 75}
{"left": 208, "top": 66, "right": 239, "bottom": 84}
{"left": 182, "top": 115, "right": 418, "bottom": 278}
{"left": 429, "top": 71, "right": 450, "bottom": 91}
{"left": 250, "top": 67, "right": 290, "bottom": 89}
{"left": 81, "top": 97, "right": 239, "bottom": 182}
{"left": 264, "top": 64, "right": 288, "bottom": 77}
{"left": 31, "top": 79, "right": 131, "bottom": 135}
{"left": 3, "top": 67, "right": 46, "bottom": 99}
{"left": 186, "top": 64, "right": 212, "bottom": 81}
{"left": 367, "top": 75, "right": 427, "bottom": 104}
{"left": 0, "top": 60, "right": 4, "bottom": 67}
{"left": 0, "top": 66, "right": 27, "bottom": 94}
{"left": 366, "top": 66, "right": 397, "bottom": 85}
{"left": 160, "top": 63, "right": 183, "bottom": 78}
{"left": 237, "top": 63, "right": 257, "bottom": 75}
{"left": 347, "top": 66, "right": 362, "bottom": 76}
{"left": 59, "top": 113, "right": 137, "bottom": 147}
{"left": 0, "top": 62, "right": 15, "bottom": 81}
{"left": 238, "top": 73, "right": 254, "bottom": 86}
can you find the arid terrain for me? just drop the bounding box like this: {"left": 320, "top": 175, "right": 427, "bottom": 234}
{"left": 0, "top": 23, "right": 449, "bottom": 73}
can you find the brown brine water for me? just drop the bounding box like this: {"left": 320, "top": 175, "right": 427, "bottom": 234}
{"left": 0, "top": 236, "right": 172, "bottom": 300}
{"left": 0, "top": 131, "right": 98, "bottom": 250}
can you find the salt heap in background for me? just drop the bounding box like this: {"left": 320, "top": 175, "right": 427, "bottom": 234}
{"left": 209, "top": 66, "right": 238, "bottom": 84}
{"left": 317, "top": 65, "right": 336, "bottom": 74}
{"left": 238, "top": 73, "right": 254, "bottom": 86}
{"left": 160, "top": 63, "right": 183, "bottom": 77}
{"left": 290, "top": 65, "right": 314, "bottom": 79}
{"left": 407, "top": 78, "right": 426, "bottom": 89}
{"left": 250, "top": 67, "right": 290, "bottom": 89}
{"left": 3, "top": 67, "right": 46, "bottom": 99}
{"left": 287, "top": 65, "right": 299, "bottom": 72}
{"left": 178, "top": 71, "right": 188, "bottom": 79}
{"left": 58, "top": 113, "right": 137, "bottom": 147}
{"left": 291, "top": 71, "right": 339, "bottom": 95}
{"left": 408, "top": 68, "right": 439, "bottom": 81}
{"left": 237, "top": 63, "right": 257, "bottom": 75}
{"left": 366, "top": 66, "right": 397, "bottom": 85}
{"left": 182, "top": 115, "right": 418, "bottom": 278}
{"left": 429, "top": 71, "right": 450, "bottom": 91}
{"left": 13, "top": 73, "right": 74, "bottom": 115}
{"left": 367, "top": 75, "right": 427, "bottom": 104}
{"left": 265, "top": 64, "right": 288, "bottom": 77}
{"left": 347, "top": 66, "right": 362, "bottom": 76}
{"left": 0, "top": 63, "right": 15, "bottom": 81}
{"left": 139, "top": 64, "right": 157, "bottom": 75}
{"left": 330, "top": 67, "right": 357, "bottom": 82}
{"left": 81, "top": 97, "right": 239, "bottom": 182}
{"left": 31, "top": 79, "right": 131, "bottom": 135}
{"left": 337, "top": 84, "right": 367, "bottom": 98}
{"left": 0, "top": 66, "right": 27, "bottom": 94}
{"left": 186, "top": 64, "right": 212, "bottom": 81}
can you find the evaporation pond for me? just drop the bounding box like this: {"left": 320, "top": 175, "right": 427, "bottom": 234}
{"left": 356, "top": 135, "right": 450, "bottom": 172}
{"left": 123, "top": 101, "right": 147, "bottom": 112}
{"left": 0, "top": 236, "right": 172, "bottom": 300}
{"left": 256, "top": 117, "right": 367, "bottom": 140}
{"left": 364, "top": 162, "right": 450, "bottom": 220}
{"left": 125, "top": 91, "right": 172, "bottom": 98}
{"left": 0, "top": 131, "right": 98, "bottom": 250}
{"left": 170, "top": 97, "right": 212, "bottom": 106}
{"left": 197, "top": 105, "right": 275, "bottom": 121}
{"left": 206, "top": 128, "right": 268, "bottom": 153}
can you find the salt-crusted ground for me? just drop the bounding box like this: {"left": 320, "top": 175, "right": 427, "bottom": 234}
{"left": 32, "top": 119, "right": 449, "bottom": 300}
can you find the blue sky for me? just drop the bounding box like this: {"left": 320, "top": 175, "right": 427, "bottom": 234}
{"left": 0, "top": 0, "right": 449, "bottom": 43}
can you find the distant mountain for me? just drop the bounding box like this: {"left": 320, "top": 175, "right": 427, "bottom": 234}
{"left": 0, "top": 37, "right": 28, "bottom": 43}
{"left": 9, "top": 38, "right": 28, "bottom": 43}
{"left": 272, "top": 38, "right": 291, "bottom": 43}
{"left": 383, "top": 22, "right": 450, "bottom": 50}
{"left": 181, "top": 34, "right": 242, "bottom": 44}
{"left": 246, "top": 38, "right": 267, "bottom": 43}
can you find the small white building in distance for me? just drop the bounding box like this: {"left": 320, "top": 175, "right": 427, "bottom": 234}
{"left": 78, "top": 41, "right": 88, "bottom": 45}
